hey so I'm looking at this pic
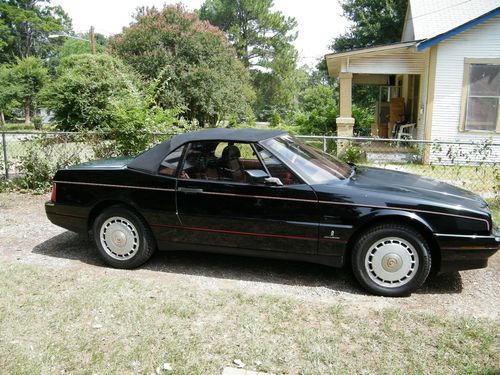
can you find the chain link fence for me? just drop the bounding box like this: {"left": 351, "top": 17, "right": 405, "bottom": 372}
{"left": 1, "top": 131, "right": 499, "bottom": 198}
{"left": 298, "top": 135, "right": 499, "bottom": 198}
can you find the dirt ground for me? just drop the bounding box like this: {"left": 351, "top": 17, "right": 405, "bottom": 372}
{"left": 1, "top": 192, "right": 499, "bottom": 320}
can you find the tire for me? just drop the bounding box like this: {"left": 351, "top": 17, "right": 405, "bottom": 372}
{"left": 93, "top": 205, "right": 156, "bottom": 269}
{"left": 351, "top": 223, "right": 431, "bottom": 297}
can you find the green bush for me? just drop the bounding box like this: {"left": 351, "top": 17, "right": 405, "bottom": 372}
{"left": 17, "top": 136, "right": 81, "bottom": 192}
{"left": 352, "top": 104, "right": 374, "bottom": 136}
{"left": 269, "top": 111, "right": 283, "bottom": 128}
{"left": 41, "top": 54, "right": 142, "bottom": 131}
{"left": 340, "top": 144, "right": 365, "bottom": 164}
{"left": 103, "top": 99, "right": 181, "bottom": 157}
{"left": 294, "top": 85, "right": 338, "bottom": 135}
{"left": 33, "top": 115, "right": 42, "bottom": 130}
{"left": 109, "top": 5, "right": 255, "bottom": 127}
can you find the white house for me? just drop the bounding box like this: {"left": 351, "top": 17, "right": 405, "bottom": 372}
{"left": 325, "top": 0, "right": 499, "bottom": 163}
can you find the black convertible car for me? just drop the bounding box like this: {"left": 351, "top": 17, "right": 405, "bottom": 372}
{"left": 45, "top": 129, "right": 499, "bottom": 296}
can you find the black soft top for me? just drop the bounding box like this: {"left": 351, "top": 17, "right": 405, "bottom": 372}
{"left": 127, "top": 128, "right": 286, "bottom": 174}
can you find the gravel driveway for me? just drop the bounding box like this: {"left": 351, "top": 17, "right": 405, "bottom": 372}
{"left": 1, "top": 192, "right": 498, "bottom": 320}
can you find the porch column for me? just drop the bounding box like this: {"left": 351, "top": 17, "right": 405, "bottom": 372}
{"left": 336, "top": 72, "right": 355, "bottom": 156}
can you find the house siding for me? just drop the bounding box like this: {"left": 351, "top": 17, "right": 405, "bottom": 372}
{"left": 347, "top": 50, "right": 426, "bottom": 75}
{"left": 430, "top": 15, "right": 500, "bottom": 163}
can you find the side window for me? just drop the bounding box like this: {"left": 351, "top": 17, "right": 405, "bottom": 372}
{"left": 256, "top": 145, "right": 303, "bottom": 185}
{"left": 463, "top": 63, "right": 499, "bottom": 132}
{"left": 159, "top": 145, "right": 186, "bottom": 176}
{"left": 180, "top": 141, "right": 266, "bottom": 183}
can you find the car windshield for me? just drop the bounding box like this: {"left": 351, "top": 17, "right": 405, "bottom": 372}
{"left": 261, "top": 135, "right": 352, "bottom": 184}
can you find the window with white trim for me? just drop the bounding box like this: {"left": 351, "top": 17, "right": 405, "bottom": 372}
{"left": 462, "top": 61, "right": 500, "bottom": 132}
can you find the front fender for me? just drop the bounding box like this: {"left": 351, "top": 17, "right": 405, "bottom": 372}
{"left": 357, "top": 209, "right": 436, "bottom": 234}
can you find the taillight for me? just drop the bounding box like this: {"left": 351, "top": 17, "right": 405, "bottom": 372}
{"left": 51, "top": 182, "right": 56, "bottom": 203}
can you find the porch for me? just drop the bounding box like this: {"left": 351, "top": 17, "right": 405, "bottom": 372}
{"left": 325, "top": 42, "right": 431, "bottom": 144}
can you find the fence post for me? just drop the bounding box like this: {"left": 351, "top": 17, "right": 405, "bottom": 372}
{"left": 323, "top": 135, "right": 327, "bottom": 153}
{"left": 1, "top": 131, "right": 8, "bottom": 179}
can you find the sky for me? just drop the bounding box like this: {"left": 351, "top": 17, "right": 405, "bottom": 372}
{"left": 50, "top": 0, "right": 350, "bottom": 67}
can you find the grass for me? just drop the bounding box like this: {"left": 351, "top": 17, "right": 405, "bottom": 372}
{"left": 1, "top": 122, "right": 56, "bottom": 131}
{"left": 0, "top": 264, "right": 498, "bottom": 374}
{"left": 364, "top": 163, "right": 499, "bottom": 197}
{"left": 488, "top": 198, "right": 500, "bottom": 225}
{"left": 303, "top": 140, "right": 498, "bottom": 196}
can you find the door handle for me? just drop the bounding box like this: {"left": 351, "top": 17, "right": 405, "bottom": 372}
{"left": 178, "top": 187, "right": 204, "bottom": 194}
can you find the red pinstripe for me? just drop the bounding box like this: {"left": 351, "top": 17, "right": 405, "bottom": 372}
{"left": 151, "top": 223, "right": 346, "bottom": 243}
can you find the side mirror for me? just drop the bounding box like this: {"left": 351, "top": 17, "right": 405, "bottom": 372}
{"left": 245, "top": 169, "right": 269, "bottom": 183}
{"left": 244, "top": 169, "right": 283, "bottom": 186}
{"left": 264, "top": 177, "right": 283, "bottom": 186}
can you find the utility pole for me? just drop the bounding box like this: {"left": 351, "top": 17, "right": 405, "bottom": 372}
{"left": 90, "top": 26, "right": 96, "bottom": 55}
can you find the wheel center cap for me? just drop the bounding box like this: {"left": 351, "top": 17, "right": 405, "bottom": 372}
{"left": 382, "top": 253, "right": 403, "bottom": 272}
{"left": 112, "top": 231, "right": 127, "bottom": 247}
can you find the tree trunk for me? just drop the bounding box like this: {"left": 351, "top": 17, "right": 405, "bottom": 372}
{"left": 24, "top": 100, "right": 30, "bottom": 125}
{"left": 0, "top": 111, "right": 5, "bottom": 126}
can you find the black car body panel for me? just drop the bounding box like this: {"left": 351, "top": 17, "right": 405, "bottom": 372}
{"left": 45, "top": 129, "right": 499, "bottom": 272}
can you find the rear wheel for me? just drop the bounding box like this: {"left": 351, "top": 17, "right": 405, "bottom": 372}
{"left": 351, "top": 223, "right": 431, "bottom": 296}
{"left": 93, "top": 205, "right": 156, "bottom": 269}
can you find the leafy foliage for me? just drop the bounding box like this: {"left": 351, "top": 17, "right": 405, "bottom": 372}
{"left": 10, "top": 56, "right": 48, "bottom": 124}
{"left": 17, "top": 135, "right": 81, "bottom": 192}
{"left": 294, "top": 85, "right": 338, "bottom": 134}
{"left": 352, "top": 104, "right": 374, "bottom": 136}
{"left": 331, "top": 0, "right": 408, "bottom": 52}
{"left": 41, "top": 53, "right": 141, "bottom": 131}
{"left": 200, "top": 0, "right": 300, "bottom": 121}
{"left": 252, "top": 46, "right": 304, "bottom": 120}
{"left": 99, "top": 96, "right": 183, "bottom": 157}
{"left": 46, "top": 33, "right": 107, "bottom": 74}
{"left": 0, "top": 63, "right": 22, "bottom": 123}
{"left": 0, "top": 0, "right": 72, "bottom": 63}
{"left": 57, "top": 34, "right": 105, "bottom": 58}
{"left": 32, "top": 113, "right": 42, "bottom": 129}
{"left": 341, "top": 144, "right": 365, "bottom": 164}
{"left": 109, "top": 4, "right": 254, "bottom": 127}
{"left": 199, "top": 0, "right": 297, "bottom": 69}
{"left": 268, "top": 110, "right": 283, "bottom": 128}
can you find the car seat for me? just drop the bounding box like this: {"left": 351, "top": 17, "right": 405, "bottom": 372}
{"left": 220, "top": 144, "right": 245, "bottom": 181}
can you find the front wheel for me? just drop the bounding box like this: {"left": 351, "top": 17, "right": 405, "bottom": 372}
{"left": 93, "top": 205, "right": 156, "bottom": 269}
{"left": 351, "top": 223, "right": 431, "bottom": 297}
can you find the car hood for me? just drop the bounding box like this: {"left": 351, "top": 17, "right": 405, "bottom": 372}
{"left": 67, "top": 157, "right": 134, "bottom": 170}
{"left": 350, "top": 166, "right": 488, "bottom": 210}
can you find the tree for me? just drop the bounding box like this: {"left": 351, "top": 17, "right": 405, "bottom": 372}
{"left": 199, "top": 0, "right": 300, "bottom": 120}
{"left": 199, "top": 0, "right": 297, "bottom": 69}
{"left": 294, "top": 85, "right": 338, "bottom": 134}
{"left": 109, "top": 4, "right": 254, "bottom": 127}
{"left": 252, "top": 45, "right": 302, "bottom": 120}
{"left": 200, "top": 0, "right": 298, "bottom": 120}
{"left": 46, "top": 32, "right": 106, "bottom": 73}
{"left": 10, "top": 56, "right": 47, "bottom": 124}
{"left": 41, "top": 53, "right": 142, "bottom": 131}
{"left": 0, "top": 0, "right": 72, "bottom": 63}
{"left": 0, "top": 64, "right": 21, "bottom": 124}
{"left": 0, "top": 18, "right": 11, "bottom": 53}
{"left": 57, "top": 33, "right": 106, "bottom": 59}
{"left": 331, "top": 0, "right": 407, "bottom": 52}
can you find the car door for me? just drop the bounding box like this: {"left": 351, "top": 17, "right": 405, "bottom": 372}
{"left": 175, "top": 140, "right": 319, "bottom": 254}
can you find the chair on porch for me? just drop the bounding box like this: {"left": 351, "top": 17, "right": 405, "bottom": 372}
{"left": 394, "top": 122, "right": 416, "bottom": 146}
